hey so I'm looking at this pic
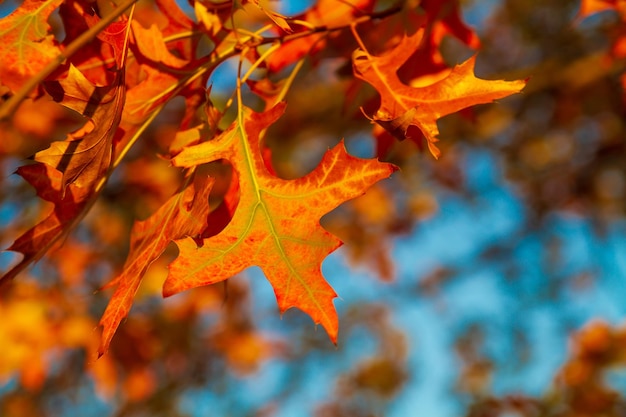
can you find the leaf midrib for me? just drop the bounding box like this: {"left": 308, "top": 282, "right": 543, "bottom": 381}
{"left": 237, "top": 113, "right": 330, "bottom": 321}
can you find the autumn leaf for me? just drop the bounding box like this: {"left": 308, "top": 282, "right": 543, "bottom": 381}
{"left": 396, "top": 0, "right": 480, "bottom": 82}
{"left": 166, "top": 103, "right": 397, "bottom": 342}
{"left": 420, "top": 0, "right": 481, "bottom": 50}
{"left": 34, "top": 66, "right": 123, "bottom": 191}
{"left": 0, "top": 164, "right": 91, "bottom": 285}
{"left": 98, "top": 175, "right": 213, "bottom": 356}
{"left": 34, "top": 18, "right": 131, "bottom": 192}
{"left": 55, "top": 0, "right": 118, "bottom": 86}
{"left": 0, "top": 0, "right": 63, "bottom": 93}
{"left": 353, "top": 30, "right": 526, "bottom": 158}
{"left": 212, "top": 327, "right": 282, "bottom": 374}
{"left": 123, "top": 19, "right": 209, "bottom": 126}
{"left": 130, "top": 21, "right": 190, "bottom": 69}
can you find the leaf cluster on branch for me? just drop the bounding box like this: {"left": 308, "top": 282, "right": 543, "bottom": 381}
{"left": 0, "top": 0, "right": 525, "bottom": 358}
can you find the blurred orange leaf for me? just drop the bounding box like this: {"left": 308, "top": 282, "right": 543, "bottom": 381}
{"left": 577, "top": 0, "right": 625, "bottom": 19}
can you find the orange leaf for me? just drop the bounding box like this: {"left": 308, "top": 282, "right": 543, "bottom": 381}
{"left": 0, "top": 0, "right": 63, "bottom": 93}
{"left": 36, "top": 14, "right": 131, "bottom": 190}
{"left": 130, "top": 21, "right": 190, "bottom": 69}
{"left": 353, "top": 31, "right": 526, "bottom": 158}
{"left": 35, "top": 63, "right": 126, "bottom": 191}
{"left": 58, "top": 0, "right": 128, "bottom": 85}
{"left": 1, "top": 164, "right": 91, "bottom": 285}
{"left": 98, "top": 175, "right": 213, "bottom": 356}
{"left": 420, "top": 0, "right": 481, "bottom": 50}
{"left": 166, "top": 104, "right": 396, "bottom": 342}
{"left": 245, "top": 0, "right": 292, "bottom": 33}
{"left": 32, "top": 18, "right": 130, "bottom": 191}
{"left": 212, "top": 328, "right": 282, "bottom": 374}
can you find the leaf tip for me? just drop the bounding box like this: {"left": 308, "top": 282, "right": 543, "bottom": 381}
{"left": 162, "top": 273, "right": 185, "bottom": 298}
{"left": 96, "top": 325, "right": 110, "bottom": 359}
{"left": 162, "top": 285, "right": 176, "bottom": 298}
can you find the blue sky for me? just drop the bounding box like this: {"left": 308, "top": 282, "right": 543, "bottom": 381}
{"left": 160, "top": 145, "right": 626, "bottom": 417}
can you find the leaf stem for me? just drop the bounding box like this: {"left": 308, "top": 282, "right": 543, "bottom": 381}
{"left": 275, "top": 58, "right": 306, "bottom": 103}
{"left": 350, "top": 24, "right": 369, "bottom": 54}
{"left": 240, "top": 43, "right": 282, "bottom": 84}
{"left": 259, "top": 5, "right": 402, "bottom": 47}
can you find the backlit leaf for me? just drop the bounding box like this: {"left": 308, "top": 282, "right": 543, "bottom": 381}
{"left": 167, "top": 103, "right": 397, "bottom": 342}
{"left": 353, "top": 31, "right": 526, "bottom": 158}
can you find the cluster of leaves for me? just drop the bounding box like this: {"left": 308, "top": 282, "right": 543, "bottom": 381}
{"left": 0, "top": 0, "right": 525, "bottom": 359}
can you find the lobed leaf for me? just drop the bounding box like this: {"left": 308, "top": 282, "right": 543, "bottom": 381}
{"left": 166, "top": 103, "right": 397, "bottom": 342}
{"left": 353, "top": 31, "right": 527, "bottom": 158}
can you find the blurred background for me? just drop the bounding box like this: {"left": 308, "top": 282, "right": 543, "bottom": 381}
{"left": 1, "top": 0, "right": 626, "bottom": 416}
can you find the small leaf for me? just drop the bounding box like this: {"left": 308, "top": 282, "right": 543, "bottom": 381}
{"left": 35, "top": 17, "right": 131, "bottom": 191}
{"left": 98, "top": 175, "right": 213, "bottom": 356}
{"left": 353, "top": 31, "right": 527, "bottom": 158}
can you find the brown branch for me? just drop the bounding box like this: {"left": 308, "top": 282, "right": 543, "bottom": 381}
{"left": 240, "top": 4, "right": 403, "bottom": 48}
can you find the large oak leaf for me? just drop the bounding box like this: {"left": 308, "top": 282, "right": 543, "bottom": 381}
{"left": 353, "top": 31, "right": 526, "bottom": 158}
{"left": 167, "top": 104, "right": 396, "bottom": 342}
